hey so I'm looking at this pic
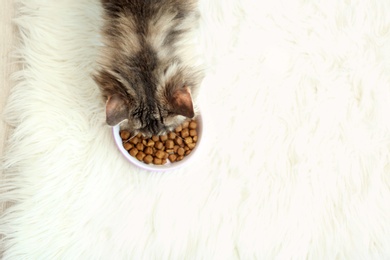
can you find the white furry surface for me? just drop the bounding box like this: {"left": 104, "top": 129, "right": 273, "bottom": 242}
{"left": 2, "top": 0, "right": 390, "bottom": 258}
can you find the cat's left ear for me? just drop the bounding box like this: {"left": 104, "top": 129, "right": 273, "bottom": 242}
{"left": 105, "top": 94, "right": 128, "bottom": 126}
{"left": 170, "top": 86, "right": 195, "bottom": 118}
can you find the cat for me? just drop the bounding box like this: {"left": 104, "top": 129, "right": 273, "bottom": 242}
{"left": 93, "top": 0, "right": 204, "bottom": 137}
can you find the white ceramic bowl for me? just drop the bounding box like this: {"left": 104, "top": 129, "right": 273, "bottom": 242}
{"left": 112, "top": 115, "right": 204, "bottom": 172}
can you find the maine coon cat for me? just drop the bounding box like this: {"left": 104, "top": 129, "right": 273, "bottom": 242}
{"left": 93, "top": 0, "right": 204, "bottom": 137}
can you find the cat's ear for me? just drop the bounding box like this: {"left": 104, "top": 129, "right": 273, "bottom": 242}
{"left": 169, "top": 86, "right": 194, "bottom": 118}
{"left": 105, "top": 94, "right": 128, "bottom": 126}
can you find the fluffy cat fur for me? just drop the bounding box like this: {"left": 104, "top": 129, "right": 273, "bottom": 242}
{"left": 93, "top": 0, "right": 204, "bottom": 136}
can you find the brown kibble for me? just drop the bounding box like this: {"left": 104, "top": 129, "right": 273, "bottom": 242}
{"left": 153, "top": 158, "right": 162, "bottom": 165}
{"left": 177, "top": 147, "right": 185, "bottom": 156}
{"left": 174, "top": 137, "right": 183, "bottom": 146}
{"left": 189, "top": 129, "right": 197, "bottom": 137}
{"left": 182, "top": 121, "right": 189, "bottom": 129}
{"left": 136, "top": 133, "right": 143, "bottom": 138}
{"left": 168, "top": 154, "right": 177, "bottom": 162}
{"left": 160, "top": 135, "right": 168, "bottom": 142}
{"left": 162, "top": 159, "right": 167, "bottom": 165}
{"left": 155, "top": 150, "right": 165, "bottom": 159}
{"left": 146, "top": 140, "right": 155, "bottom": 147}
{"left": 181, "top": 128, "right": 189, "bottom": 138}
{"left": 168, "top": 132, "right": 176, "bottom": 139}
{"left": 143, "top": 155, "right": 153, "bottom": 164}
{"left": 142, "top": 139, "right": 147, "bottom": 145}
{"left": 184, "top": 146, "right": 190, "bottom": 151}
{"left": 193, "top": 136, "right": 198, "bottom": 142}
{"left": 136, "top": 151, "right": 146, "bottom": 161}
{"left": 120, "top": 131, "right": 131, "bottom": 140}
{"left": 187, "top": 143, "right": 196, "bottom": 150}
{"left": 166, "top": 149, "right": 174, "bottom": 154}
{"left": 155, "top": 141, "right": 163, "bottom": 150}
{"left": 185, "top": 150, "right": 191, "bottom": 156}
{"left": 123, "top": 142, "right": 133, "bottom": 151}
{"left": 189, "top": 121, "right": 197, "bottom": 129}
{"left": 166, "top": 140, "right": 174, "bottom": 149}
{"left": 129, "top": 148, "right": 138, "bottom": 157}
{"left": 136, "top": 143, "right": 144, "bottom": 151}
{"left": 175, "top": 125, "right": 182, "bottom": 133}
{"left": 184, "top": 137, "right": 193, "bottom": 144}
{"left": 152, "top": 135, "right": 159, "bottom": 142}
{"left": 174, "top": 145, "right": 180, "bottom": 153}
{"left": 176, "top": 155, "right": 184, "bottom": 161}
{"left": 130, "top": 137, "right": 140, "bottom": 145}
{"left": 144, "top": 146, "right": 153, "bottom": 155}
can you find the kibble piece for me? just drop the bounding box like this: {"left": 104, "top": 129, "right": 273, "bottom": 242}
{"left": 189, "top": 129, "right": 197, "bottom": 137}
{"left": 181, "top": 128, "right": 189, "bottom": 138}
{"left": 168, "top": 132, "right": 176, "bottom": 139}
{"left": 182, "top": 121, "right": 189, "bottom": 129}
{"left": 193, "top": 136, "right": 198, "bottom": 142}
{"left": 184, "top": 146, "right": 190, "bottom": 151}
{"left": 120, "top": 131, "right": 131, "bottom": 140}
{"left": 144, "top": 146, "right": 153, "bottom": 155}
{"left": 168, "top": 154, "right": 177, "bottom": 162}
{"left": 175, "top": 125, "right": 182, "bottom": 133}
{"left": 153, "top": 158, "right": 162, "bottom": 165}
{"left": 162, "top": 159, "right": 167, "bottom": 165}
{"left": 184, "top": 137, "right": 193, "bottom": 144}
{"left": 174, "top": 137, "right": 183, "bottom": 146}
{"left": 160, "top": 135, "right": 168, "bottom": 142}
{"left": 185, "top": 150, "right": 191, "bottom": 156}
{"left": 136, "top": 133, "right": 143, "bottom": 138}
{"left": 155, "top": 150, "right": 165, "bottom": 159}
{"left": 166, "top": 140, "right": 174, "bottom": 149}
{"left": 155, "top": 141, "right": 164, "bottom": 150}
{"left": 174, "top": 145, "right": 180, "bottom": 153}
{"left": 130, "top": 137, "right": 140, "bottom": 145}
{"left": 187, "top": 143, "right": 196, "bottom": 150}
{"left": 136, "top": 151, "right": 146, "bottom": 161}
{"left": 176, "top": 155, "right": 184, "bottom": 161}
{"left": 189, "top": 121, "right": 197, "bottom": 129}
{"left": 177, "top": 147, "right": 185, "bottom": 156}
{"left": 146, "top": 140, "right": 155, "bottom": 147}
{"left": 123, "top": 142, "right": 133, "bottom": 150}
{"left": 136, "top": 143, "right": 144, "bottom": 151}
{"left": 166, "top": 149, "right": 174, "bottom": 154}
{"left": 143, "top": 155, "right": 153, "bottom": 164}
{"left": 129, "top": 148, "right": 138, "bottom": 157}
{"left": 163, "top": 152, "right": 169, "bottom": 159}
{"left": 142, "top": 139, "right": 147, "bottom": 145}
{"left": 152, "top": 135, "right": 160, "bottom": 142}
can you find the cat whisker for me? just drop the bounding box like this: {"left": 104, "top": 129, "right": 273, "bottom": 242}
{"left": 129, "top": 131, "right": 138, "bottom": 139}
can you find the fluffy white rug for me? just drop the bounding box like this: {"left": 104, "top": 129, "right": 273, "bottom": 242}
{"left": 2, "top": 0, "right": 390, "bottom": 258}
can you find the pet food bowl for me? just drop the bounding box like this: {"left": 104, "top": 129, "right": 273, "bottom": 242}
{"left": 113, "top": 115, "right": 204, "bottom": 172}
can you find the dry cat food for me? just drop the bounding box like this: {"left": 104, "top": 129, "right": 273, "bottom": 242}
{"left": 120, "top": 119, "right": 198, "bottom": 165}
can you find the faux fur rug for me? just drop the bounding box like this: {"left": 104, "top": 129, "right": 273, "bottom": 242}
{"left": 2, "top": 0, "right": 390, "bottom": 258}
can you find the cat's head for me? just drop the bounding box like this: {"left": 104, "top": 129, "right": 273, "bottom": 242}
{"left": 93, "top": 62, "right": 201, "bottom": 137}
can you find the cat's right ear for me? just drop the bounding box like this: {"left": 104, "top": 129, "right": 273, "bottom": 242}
{"left": 105, "top": 94, "right": 128, "bottom": 126}
{"left": 169, "top": 86, "right": 195, "bottom": 118}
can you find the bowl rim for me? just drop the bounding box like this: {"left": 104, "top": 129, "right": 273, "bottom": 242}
{"left": 112, "top": 115, "right": 203, "bottom": 172}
